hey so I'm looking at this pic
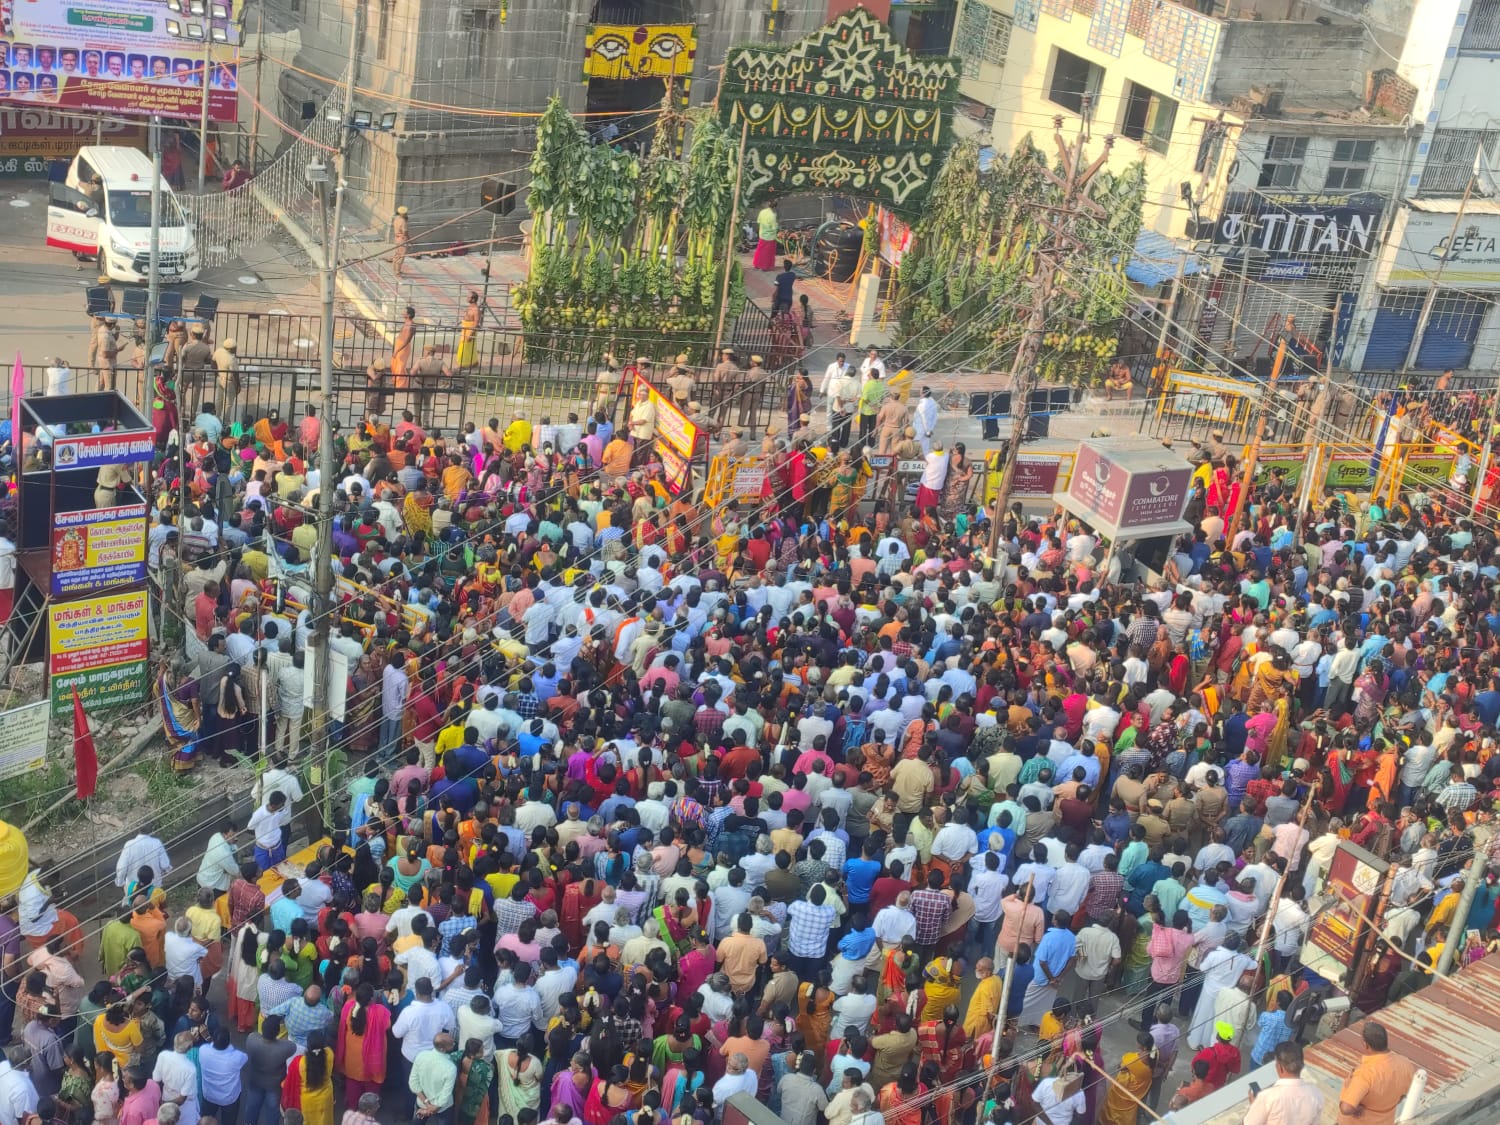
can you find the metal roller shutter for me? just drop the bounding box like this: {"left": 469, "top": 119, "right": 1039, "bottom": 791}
{"left": 1232, "top": 280, "right": 1338, "bottom": 359}
{"left": 1363, "top": 291, "right": 1422, "bottom": 370}
{"left": 1415, "top": 294, "right": 1490, "bottom": 370}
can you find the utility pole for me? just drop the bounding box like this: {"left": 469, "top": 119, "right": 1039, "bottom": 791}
{"left": 1228, "top": 322, "right": 1289, "bottom": 540}
{"left": 198, "top": 34, "right": 213, "bottom": 192}
{"left": 1404, "top": 168, "right": 1476, "bottom": 372}
{"left": 310, "top": 7, "right": 362, "bottom": 764}
{"left": 712, "top": 120, "right": 749, "bottom": 358}
{"left": 146, "top": 116, "right": 163, "bottom": 356}
{"left": 987, "top": 112, "right": 1113, "bottom": 561}
{"left": 247, "top": 1, "right": 264, "bottom": 164}
{"left": 1436, "top": 862, "right": 1484, "bottom": 975}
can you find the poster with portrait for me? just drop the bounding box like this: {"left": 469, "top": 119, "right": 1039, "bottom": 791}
{"left": 0, "top": 0, "right": 239, "bottom": 120}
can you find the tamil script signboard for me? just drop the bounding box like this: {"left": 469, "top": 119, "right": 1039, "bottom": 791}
{"left": 50, "top": 501, "right": 147, "bottom": 595}
{"left": 0, "top": 0, "right": 240, "bottom": 122}
{"left": 0, "top": 107, "right": 143, "bottom": 171}
{"left": 51, "top": 428, "right": 154, "bottom": 471}
{"left": 47, "top": 590, "right": 149, "bottom": 716}
{"left": 634, "top": 374, "right": 699, "bottom": 495}
{"left": 0, "top": 700, "right": 49, "bottom": 782}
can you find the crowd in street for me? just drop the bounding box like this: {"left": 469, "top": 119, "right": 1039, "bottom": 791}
{"left": 3, "top": 355, "right": 1498, "bottom": 1125}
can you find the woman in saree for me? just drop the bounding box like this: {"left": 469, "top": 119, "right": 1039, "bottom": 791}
{"left": 1353, "top": 659, "right": 1390, "bottom": 728}
{"left": 795, "top": 971, "right": 835, "bottom": 1058}
{"left": 549, "top": 1052, "right": 593, "bottom": 1123}
{"left": 827, "top": 451, "right": 867, "bottom": 527}
{"left": 496, "top": 1033, "right": 543, "bottom": 1120}
{"left": 456, "top": 291, "right": 481, "bottom": 369}
{"left": 653, "top": 887, "right": 697, "bottom": 956}
{"left": 281, "top": 1028, "right": 335, "bottom": 1125}
{"left": 939, "top": 443, "right": 975, "bottom": 519}
{"left": 919, "top": 956, "right": 962, "bottom": 1022}
{"left": 786, "top": 367, "right": 813, "bottom": 434}
{"left": 334, "top": 983, "right": 390, "bottom": 1104}
{"left": 156, "top": 663, "right": 200, "bottom": 773}
{"left": 877, "top": 1062, "right": 927, "bottom": 1125}
{"left": 1097, "top": 1032, "right": 1157, "bottom": 1125}
{"left": 455, "top": 1036, "right": 498, "bottom": 1125}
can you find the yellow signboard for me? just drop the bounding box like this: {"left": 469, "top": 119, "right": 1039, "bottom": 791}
{"left": 584, "top": 24, "right": 696, "bottom": 80}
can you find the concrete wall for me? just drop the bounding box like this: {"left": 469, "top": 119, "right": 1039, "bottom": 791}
{"left": 281, "top": 0, "right": 834, "bottom": 246}
{"left": 1397, "top": 0, "right": 1463, "bottom": 120}
{"left": 1224, "top": 126, "right": 1410, "bottom": 196}
{"left": 1211, "top": 21, "right": 1372, "bottom": 104}
{"left": 1434, "top": 52, "right": 1500, "bottom": 128}
{"left": 984, "top": 2, "right": 1238, "bottom": 238}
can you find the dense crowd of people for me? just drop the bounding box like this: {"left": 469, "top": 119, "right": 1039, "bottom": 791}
{"left": 4, "top": 358, "right": 1499, "bottom": 1125}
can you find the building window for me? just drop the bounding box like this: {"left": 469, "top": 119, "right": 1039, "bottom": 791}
{"left": 954, "top": 1, "right": 1012, "bottom": 76}
{"left": 1195, "top": 121, "right": 1225, "bottom": 176}
{"left": 376, "top": 0, "right": 394, "bottom": 59}
{"left": 1120, "top": 81, "right": 1177, "bottom": 155}
{"left": 1462, "top": 0, "right": 1500, "bottom": 51}
{"left": 1323, "top": 139, "right": 1373, "bottom": 190}
{"left": 1047, "top": 48, "right": 1104, "bottom": 118}
{"left": 1257, "top": 135, "right": 1307, "bottom": 189}
{"left": 1420, "top": 128, "right": 1500, "bottom": 194}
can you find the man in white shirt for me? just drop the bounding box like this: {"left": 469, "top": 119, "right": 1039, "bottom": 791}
{"left": 912, "top": 387, "right": 938, "bottom": 455}
{"left": 1033, "top": 1075, "right": 1085, "bottom": 1125}
{"left": 153, "top": 1033, "right": 202, "bottom": 1125}
{"left": 820, "top": 352, "right": 851, "bottom": 397}
{"left": 247, "top": 791, "right": 291, "bottom": 868}
{"left": 858, "top": 348, "right": 885, "bottom": 384}
{"left": 0, "top": 1054, "right": 37, "bottom": 1125}
{"left": 195, "top": 823, "right": 240, "bottom": 893}
{"left": 164, "top": 918, "right": 208, "bottom": 987}
{"left": 115, "top": 834, "right": 172, "bottom": 903}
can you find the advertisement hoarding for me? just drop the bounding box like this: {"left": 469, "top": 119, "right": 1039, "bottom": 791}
{"left": 1212, "top": 190, "right": 1384, "bottom": 258}
{"left": 0, "top": 699, "right": 48, "bottom": 782}
{"left": 50, "top": 501, "right": 147, "bottom": 595}
{"left": 1324, "top": 456, "right": 1376, "bottom": 492}
{"left": 1013, "top": 454, "right": 1066, "bottom": 497}
{"left": 1386, "top": 210, "right": 1500, "bottom": 288}
{"left": 0, "top": 0, "right": 239, "bottom": 121}
{"left": 1066, "top": 444, "right": 1193, "bottom": 532}
{"left": 1252, "top": 455, "right": 1305, "bottom": 488}
{"left": 0, "top": 106, "right": 143, "bottom": 171}
{"left": 1401, "top": 453, "right": 1455, "bottom": 490}
{"left": 47, "top": 590, "right": 149, "bottom": 716}
{"left": 1301, "top": 842, "right": 1389, "bottom": 990}
{"left": 633, "top": 374, "right": 699, "bottom": 459}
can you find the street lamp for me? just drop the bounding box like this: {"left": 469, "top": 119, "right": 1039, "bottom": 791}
{"left": 165, "top": 0, "right": 239, "bottom": 191}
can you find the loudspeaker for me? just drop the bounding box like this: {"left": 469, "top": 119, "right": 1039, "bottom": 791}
{"left": 481, "top": 178, "right": 516, "bottom": 216}
{"left": 85, "top": 287, "right": 113, "bottom": 316}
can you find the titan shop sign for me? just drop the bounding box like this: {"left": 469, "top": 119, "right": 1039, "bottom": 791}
{"left": 1212, "top": 191, "right": 1385, "bottom": 258}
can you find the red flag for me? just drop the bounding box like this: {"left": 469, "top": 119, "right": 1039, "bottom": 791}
{"left": 72, "top": 687, "right": 97, "bottom": 801}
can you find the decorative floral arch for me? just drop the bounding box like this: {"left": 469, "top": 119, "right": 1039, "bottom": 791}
{"left": 716, "top": 6, "right": 961, "bottom": 213}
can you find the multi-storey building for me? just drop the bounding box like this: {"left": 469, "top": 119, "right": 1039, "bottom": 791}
{"left": 268, "top": 0, "right": 836, "bottom": 244}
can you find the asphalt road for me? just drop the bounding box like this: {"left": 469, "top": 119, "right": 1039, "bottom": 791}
{"left": 0, "top": 175, "right": 323, "bottom": 375}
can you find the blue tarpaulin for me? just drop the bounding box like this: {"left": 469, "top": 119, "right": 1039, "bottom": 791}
{"left": 1124, "top": 230, "right": 1203, "bottom": 287}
